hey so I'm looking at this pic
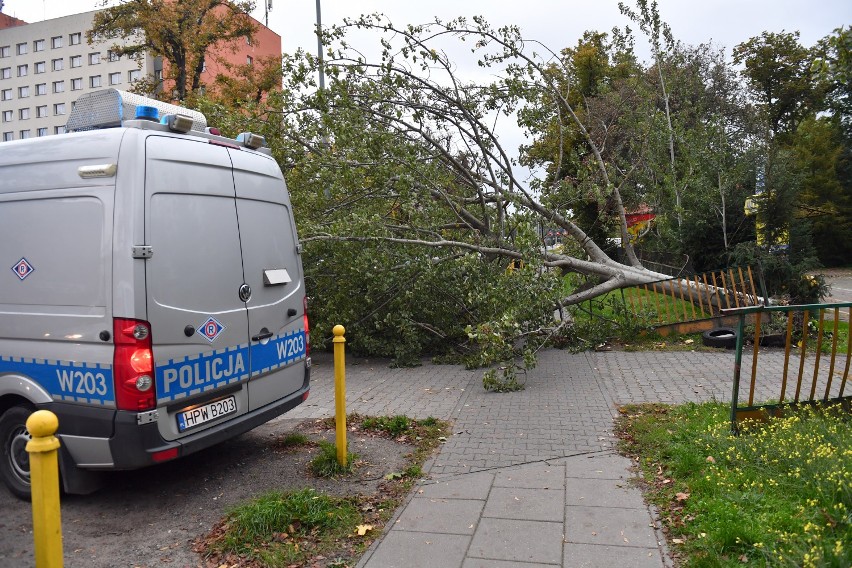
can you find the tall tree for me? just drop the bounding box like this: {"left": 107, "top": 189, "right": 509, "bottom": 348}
{"left": 733, "top": 31, "right": 823, "bottom": 141}
{"left": 88, "top": 0, "right": 257, "bottom": 102}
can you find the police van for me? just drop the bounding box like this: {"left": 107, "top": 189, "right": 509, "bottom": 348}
{"left": 0, "top": 89, "right": 310, "bottom": 498}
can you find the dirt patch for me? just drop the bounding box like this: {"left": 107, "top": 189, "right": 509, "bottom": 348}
{"left": 0, "top": 417, "right": 416, "bottom": 568}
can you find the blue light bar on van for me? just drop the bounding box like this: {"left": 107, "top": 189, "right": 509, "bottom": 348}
{"left": 66, "top": 89, "right": 207, "bottom": 133}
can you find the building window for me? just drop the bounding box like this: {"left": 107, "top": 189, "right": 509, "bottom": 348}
{"left": 35, "top": 83, "right": 46, "bottom": 96}
{"left": 34, "top": 39, "right": 45, "bottom": 52}
{"left": 69, "top": 33, "right": 82, "bottom": 46}
{"left": 0, "top": 67, "right": 9, "bottom": 80}
{"left": 20, "top": 130, "right": 31, "bottom": 139}
{"left": 1, "top": 110, "right": 11, "bottom": 122}
{"left": 53, "top": 81, "right": 64, "bottom": 93}
{"left": 90, "top": 75, "right": 102, "bottom": 88}
{"left": 109, "top": 72, "right": 121, "bottom": 85}
{"left": 54, "top": 103, "right": 66, "bottom": 115}
{"left": 37, "top": 127, "right": 48, "bottom": 137}
{"left": 70, "top": 55, "right": 82, "bottom": 68}
{"left": 107, "top": 50, "right": 120, "bottom": 62}
{"left": 71, "top": 78, "right": 83, "bottom": 91}
{"left": 52, "top": 59, "right": 63, "bottom": 71}
{"left": 17, "top": 64, "right": 27, "bottom": 77}
{"left": 17, "top": 43, "right": 27, "bottom": 56}
{"left": 1, "top": 89, "right": 11, "bottom": 101}
{"left": 19, "top": 108, "right": 29, "bottom": 120}
{"left": 0, "top": 46, "right": 10, "bottom": 58}
{"left": 55, "top": 125, "right": 66, "bottom": 135}
{"left": 3, "top": 132, "right": 13, "bottom": 142}
{"left": 128, "top": 69, "right": 141, "bottom": 82}
{"left": 51, "top": 36, "right": 62, "bottom": 49}
{"left": 154, "top": 69, "right": 163, "bottom": 81}
{"left": 18, "top": 86, "right": 29, "bottom": 98}
{"left": 89, "top": 52, "right": 100, "bottom": 65}
{"left": 246, "top": 55, "right": 253, "bottom": 65}
{"left": 36, "top": 105, "right": 48, "bottom": 118}
{"left": 35, "top": 61, "right": 45, "bottom": 74}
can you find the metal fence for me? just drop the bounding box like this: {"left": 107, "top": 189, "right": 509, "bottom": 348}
{"left": 622, "top": 266, "right": 766, "bottom": 328}
{"left": 723, "top": 302, "right": 852, "bottom": 431}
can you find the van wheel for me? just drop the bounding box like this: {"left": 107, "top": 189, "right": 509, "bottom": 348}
{"left": 0, "top": 406, "right": 34, "bottom": 500}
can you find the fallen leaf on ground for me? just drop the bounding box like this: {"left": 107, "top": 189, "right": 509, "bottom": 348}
{"left": 675, "top": 492, "right": 690, "bottom": 501}
{"left": 356, "top": 524, "right": 373, "bottom": 536}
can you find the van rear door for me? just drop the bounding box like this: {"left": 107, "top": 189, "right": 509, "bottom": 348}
{"left": 144, "top": 136, "right": 250, "bottom": 441}
{"left": 229, "top": 149, "right": 307, "bottom": 411}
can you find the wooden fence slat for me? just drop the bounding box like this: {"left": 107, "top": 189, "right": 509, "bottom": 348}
{"left": 728, "top": 270, "right": 741, "bottom": 308}
{"left": 809, "top": 310, "right": 826, "bottom": 401}
{"left": 795, "top": 310, "right": 810, "bottom": 402}
{"left": 780, "top": 311, "right": 794, "bottom": 403}
{"left": 747, "top": 266, "right": 759, "bottom": 305}
{"left": 651, "top": 282, "right": 663, "bottom": 324}
{"left": 840, "top": 307, "right": 851, "bottom": 397}
{"left": 824, "top": 309, "right": 840, "bottom": 401}
{"left": 738, "top": 267, "right": 749, "bottom": 306}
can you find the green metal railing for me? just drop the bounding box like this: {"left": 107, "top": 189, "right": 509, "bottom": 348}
{"left": 723, "top": 302, "right": 852, "bottom": 431}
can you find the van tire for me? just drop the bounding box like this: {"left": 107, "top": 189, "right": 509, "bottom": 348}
{"left": 702, "top": 327, "right": 738, "bottom": 349}
{"left": 0, "top": 405, "right": 34, "bottom": 500}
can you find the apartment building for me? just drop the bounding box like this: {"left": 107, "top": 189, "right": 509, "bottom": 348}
{"left": 0, "top": 9, "right": 280, "bottom": 142}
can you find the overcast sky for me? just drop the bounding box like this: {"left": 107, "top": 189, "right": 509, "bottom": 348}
{"left": 4, "top": 0, "right": 850, "bottom": 65}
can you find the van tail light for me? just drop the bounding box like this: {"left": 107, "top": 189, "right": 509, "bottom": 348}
{"left": 113, "top": 318, "right": 156, "bottom": 411}
{"left": 303, "top": 296, "right": 310, "bottom": 358}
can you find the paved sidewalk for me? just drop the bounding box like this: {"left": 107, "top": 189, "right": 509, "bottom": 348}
{"left": 286, "top": 348, "right": 788, "bottom": 567}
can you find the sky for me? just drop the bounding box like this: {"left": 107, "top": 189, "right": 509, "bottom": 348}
{"left": 4, "top": 0, "right": 850, "bottom": 66}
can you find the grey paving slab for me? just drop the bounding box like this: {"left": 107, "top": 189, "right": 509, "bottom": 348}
{"left": 565, "top": 506, "right": 659, "bottom": 548}
{"left": 392, "top": 497, "right": 484, "bottom": 535}
{"left": 463, "top": 559, "right": 559, "bottom": 568}
{"left": 361, "top": 531, "right": 470, "bottom": 568}
{"left": 561, "top": 453, "right": 636, "bottom": 479}
{"left": 418, "top": 472, "right": 495, "bottom": 500}
{"left": 563, "top": 543, "right": 665, "bottom": 568}
{"left": 468, "top": 518, "right": 565, "bottom": 565}
{"left": 493, "top": 463, "right": 567, "bottom": 489}
{"left": 482, "top": 487, "right": 565, "bottom": 522}
{"left": 565, "top": 478, "right": 646, "bottom": 509}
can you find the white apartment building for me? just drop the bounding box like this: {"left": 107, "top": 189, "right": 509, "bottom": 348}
{"left": 0, "top": 11, "right": 159, "bottom": 142}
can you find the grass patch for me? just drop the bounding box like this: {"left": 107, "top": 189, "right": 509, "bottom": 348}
{"left": 616, "top": 402, "right": 851, "bottom": 567}
{"left": 210, "top": 488, "right": 362, "bottom": 567}
{"left": 309, "top": 440, "right": 359, "bottom": 477}
{"left": 200, "top": 414, "right": 451, "bottom": 567}
{"left": 276, "top": 432, "right": 311, "bottom": 449}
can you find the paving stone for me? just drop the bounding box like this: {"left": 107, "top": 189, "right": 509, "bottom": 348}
{"left": 565, "top": 506, "right": 658, "bottom": 548}
{"left": 393, "top": 497, "right": 484, "bottom": 535}
{"left": 361, "top": 531, "right": 470, "bottom": 568}
{"left": 561, "top": 453, "right": 635, "bottom": 480}
{"left": 463, "top": 558, "right": 559, "bottom": 567}
{"left": 468, "top": 518, "right": 564, "bottom": 564}
{"left": 565, "top": 478, "right": 646, "bottom": 509}
{"left": 493, "top": 463, "right": 566, "bottom": 489}
{"left": 418, "top": 472, "right": 495, "bottom": 500}
{"left": 482, "top": 487, "right": 564, "bottom": 522}
{"left": 563, "top": 543, "right": 665, "bottom": 568}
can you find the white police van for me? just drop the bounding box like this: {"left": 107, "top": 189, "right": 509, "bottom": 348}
{"left": 0, "top": 89, "right": 310, "bottom": 498}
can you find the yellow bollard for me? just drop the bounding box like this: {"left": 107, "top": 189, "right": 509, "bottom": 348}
{"left": 333, "top": 324, "right": 348, "bottom": 467}
{"left": 26, "top": 410, "right": 63, "bottom": 568}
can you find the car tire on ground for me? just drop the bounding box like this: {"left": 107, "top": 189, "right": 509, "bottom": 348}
{"left": 702, "top": 327, "right": 738, "bottom": 349}
{"left": 0, "top": 405, "right": 34, "bottom": 500}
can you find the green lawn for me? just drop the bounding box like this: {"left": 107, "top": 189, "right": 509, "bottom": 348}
{"left": 616, "top": 403, "right": 851, "bottom": 567}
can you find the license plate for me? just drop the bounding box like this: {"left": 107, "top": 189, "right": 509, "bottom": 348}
{"left": 177, "top": 396, "right": 237, "bottom": 432}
